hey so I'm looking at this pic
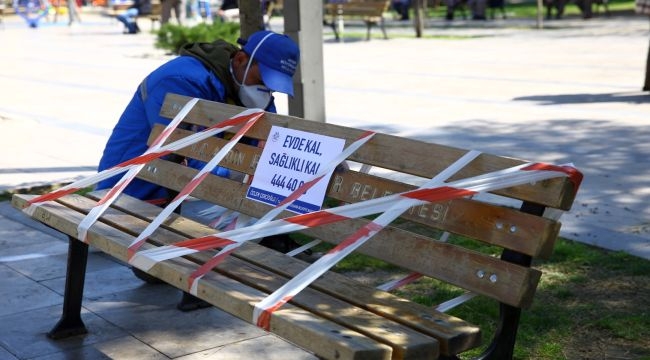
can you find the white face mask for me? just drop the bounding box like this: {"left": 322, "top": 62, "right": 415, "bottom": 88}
{"left": 230, "top": 60, "right": 272, "bottom": 109}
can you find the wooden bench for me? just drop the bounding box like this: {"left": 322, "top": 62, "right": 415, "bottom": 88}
{"left": 323, "top": 0, "right": 391, "bottom": 41}
{"left": 12, "top": 92, "right": 582, "bottom": 359}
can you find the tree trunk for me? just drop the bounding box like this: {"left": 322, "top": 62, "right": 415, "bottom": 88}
{"left": 239, "top": 0, "right": 264, "bottom": 39}
{"left": 644, "top": 19, "right": 650, "bottom": 91}
{"left": 414, "top": 0, "right": 424, "bottom": 38}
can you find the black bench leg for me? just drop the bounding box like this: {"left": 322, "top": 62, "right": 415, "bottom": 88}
{"left": 47, "top": 236, "right": 89, "bottom": 339}
{"left": 474, "top": 201, "right": 542, "bottom": 360}
{"left": 330, "top": 21, "right": 340, "bottom": 41}
{"left": 474, "top": 249, "right": 528, "bottom": 360}
{"left": 380, "top": 18, "right": 388, "bottom": 39}
{"left": 474, "top": 303, "right": 521, "bottom": 360}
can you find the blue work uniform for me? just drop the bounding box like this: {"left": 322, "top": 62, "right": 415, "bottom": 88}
{"left": 96, "top": 40, "right": 274, "bottom": 203}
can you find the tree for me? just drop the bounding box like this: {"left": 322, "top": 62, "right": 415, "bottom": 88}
{"left": 239, "top": 0, "right": 264, "bottom": 39}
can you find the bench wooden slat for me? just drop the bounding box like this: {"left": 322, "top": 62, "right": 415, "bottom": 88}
{"left": 158, "top": 93, "right": 579, "bottom": 211}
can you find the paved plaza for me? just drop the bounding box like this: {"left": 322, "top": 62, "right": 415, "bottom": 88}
{"left": 0, "top": 7, "right": 649, "bottom": 359}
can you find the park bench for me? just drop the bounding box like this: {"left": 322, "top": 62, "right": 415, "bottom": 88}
{"left": 323, "top": 0, "right": 391, "bottom": 41}
{"left": 0, "top": 0, "right": 12, "bottom": 15}
{"left": 12, "top": 92, "right": 582, "bottom": 359}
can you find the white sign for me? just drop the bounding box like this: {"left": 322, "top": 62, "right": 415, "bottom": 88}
{"left": 246, "top": 126, "right": 345, "bottom": 214}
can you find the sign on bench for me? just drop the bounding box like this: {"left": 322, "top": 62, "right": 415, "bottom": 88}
{"left": 13, "top": 93, "right": 582, "bottom": 359}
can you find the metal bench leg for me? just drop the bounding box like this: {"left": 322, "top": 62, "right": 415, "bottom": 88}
{"left": 47, "top": 236, "right": 89, "bottom": 339}
{"left": 475, "top": 201, "right": 542, "bottom": 360}
{"left": 474, "top": 302, "right": 521, "bottom": 360}
{"left": 328, "top": 20, "right": 341, "bottom": 41}
{"left": 474, "top": 248, "right": 531, "bottom": 360}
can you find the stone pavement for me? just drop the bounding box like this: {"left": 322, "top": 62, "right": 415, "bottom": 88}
{"left": 0, "top": 7, "right": 649, "bottom": 359}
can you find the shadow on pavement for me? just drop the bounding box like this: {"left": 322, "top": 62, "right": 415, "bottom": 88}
{"left": 514, "top": 91, "right": 650, "bottom": 105}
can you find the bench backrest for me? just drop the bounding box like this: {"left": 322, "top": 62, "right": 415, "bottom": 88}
{"left": 137, "top": 93, "right": 580, "bottom": 315}
{"left": 324, "top": 0, "right": 391, "bottom": 18}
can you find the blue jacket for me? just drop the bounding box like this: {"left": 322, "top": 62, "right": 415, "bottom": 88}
{"left": 96, "top": 41, "right": 274, "bottom": 202}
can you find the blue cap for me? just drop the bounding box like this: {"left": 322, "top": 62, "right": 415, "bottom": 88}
{"left": 239, "top": 31, "right": 300, "bottom": 97}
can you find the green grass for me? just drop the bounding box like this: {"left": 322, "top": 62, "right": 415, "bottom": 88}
{"left": 0, "top": 192, "right": 11, "bottom": 202}
{"left": 330, "top": 0, "right": 637, "bottom": 40}
{"left": 328, "top": 234, "right": 650, "bottom": 359}
{"left": 294, "top": 223, "right": 649, "bottom": 358}
{"left": 422, "top": 0, "right": 636, "bottom": 19}
{"left": 487, "top": 239, "right": 647, "bottom": 359}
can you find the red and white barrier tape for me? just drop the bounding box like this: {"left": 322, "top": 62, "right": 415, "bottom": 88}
{"left": 22, "top": 107, "right": 263, "bottom": 216}
{"left": 76, "top": 98, "right": 200, "bottom": 243}
{"left": 435, "top": 292, "right": 477, "bottom": 313}
{"left": 279, "top": 151, "right": 375, "bottom": 259}
{"left": 285, "top": 239, "right": 322, "bottom": 257}
{"left": 23, "top": 109, "right": 261, "bottom": 216}
{"left": 376, "top": 272, "right": 424, "bottom": 292}
{"left": 184, "top": 131, "right": 376, "bottom": 294}
{"left": 126, "top": 110, "right": 264, "bottom": 260}
{"left": 130, "top": 161, "right": 581, "bottom": 277}
{"left": 251, "top": 150, "right": 483, "bottom": 329}
{"left": 254, "top": 164, "right": 581, "bottom": 327}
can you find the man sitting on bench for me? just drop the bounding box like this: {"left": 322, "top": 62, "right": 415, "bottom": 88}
{"left": 95, "top": 30, "right": 302, "bottom": 310}
{"left": 115, "top": 0, "right": 152, "bottom": 34}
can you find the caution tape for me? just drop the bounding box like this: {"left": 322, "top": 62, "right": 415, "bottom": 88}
{"left": 130, "top": 160, "right": 581, "bottom": 276}
{"left": 126, "top": 110, "right": 264, "bottom": 259}
{"left": 252, "top": 162, "right": 582, "bottom": 329}
{"left": 184, "top": 131, "right": 376, "bottom": 294}
{"left": 22, "top": 106, "right": 264, "bottom": 217}
{"left": 76, "top": 98, "right": 200, "bottom": 243}
{"left": 126, "top": 157, "right": 582, "bottom": 330}
{"left": 251, "top": 150, "right": 483, "bottom": 329}
{"left": 435, "top": 292, "right": 478, "bottom": 313}
{"left": 376, "top": 272, "right": 424, "bottom": 292}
